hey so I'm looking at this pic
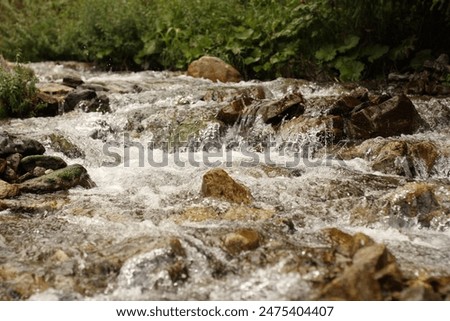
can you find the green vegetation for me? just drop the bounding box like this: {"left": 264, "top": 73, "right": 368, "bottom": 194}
{"left": 0, "top": 59, "right": 45, "bottom": 118}
{"left": 1, "top": 0, "right": 449, "bottom": 81}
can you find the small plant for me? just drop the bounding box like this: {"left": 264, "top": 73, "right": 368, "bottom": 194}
{"left": 0, "top": 60, "right": 44, "bottom": 118}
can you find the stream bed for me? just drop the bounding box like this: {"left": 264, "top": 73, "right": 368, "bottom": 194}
{"left": 1, "top": 62, "right": 449, "bottom": 300}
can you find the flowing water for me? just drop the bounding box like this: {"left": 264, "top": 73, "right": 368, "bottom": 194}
{"left": 1, "top": 62, "right": 449, "bottom": 300}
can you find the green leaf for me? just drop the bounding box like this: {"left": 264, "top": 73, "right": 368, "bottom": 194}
{"left": 235, "top": 28, "right": 254, "bottom": 40}
{"left": 410, "top": 49, "right": 433, "bottom": 70}
{"left": 336, "top": 35, "right": 360, "bottom": 54}
{"left": 334, "top": 57, "right": 365, "bottom": 82}
{"left": 315, "top": 45, "right": 337, "bottom": 62}
{"left": 362, "top": 44, "right": 389, "bottom": 62}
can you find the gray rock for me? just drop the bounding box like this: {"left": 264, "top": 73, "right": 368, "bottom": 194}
{"left": 0, "top": 131, "right": 45, "bottom": 157}
{"left": 64, "top": 89, "right": 97, "bottom": 112}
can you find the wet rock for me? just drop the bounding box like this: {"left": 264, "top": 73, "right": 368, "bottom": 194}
{"left": 279, "top": 115, "right": 345, "bottom": 143}
{"left": 217, "top": 95, "right": 254, "bottom": 125}
{"left": 223, "top": 228, "right": 261, "bottom": 255}
{"left": 320, "top": 243, "right": 403, "bottom": 300}
{"left": 0, "top": 131, "right": 45, "bottom": 157}
{"left": 6, "top": 153, "right": 21, "bottom": 173}
{"left": 0, "top": 158, "right": 6, "bottom": 175}
{"left": 216, "top": 86, "right": 266, "bottom": 125}
{"left": 203, "top": 85, "right": 267, "bottom": 103}
{"left": 323, "top": 228, "right": 374, "bottom": 258}
{"left": 187, "top": 56, "right": 242, "bottom": 83}
{"left": 385, "top": 182, "right": 440, "bottom": 228}
{"left": 201, "top": 168, "right": 252, "bottom": 204}
{"left": 337, "top": 138, "right": 440, "bottom": 178}
{"left": 176, "top": 204, "right": 274, "bottom": 223}
{"left": 81, "top": 94, "right": 111, "bottom": 113}
{"left": 0, "top": 180, "right": 19, "bottom": 199}
{"left": 256, "top": 90, "right": 305, "bottom": 126}
{"left": 399, "top": 279, "right": 442, "bottom": 300}
{"left": 405, "top": 54, "right": 450, "bottom": 96}
{"left": 32, "top": 166, "right": 47, "bottom": 177}
{"left": 47, "top": 133, "right": 85, "bottom": 159}
{"left": 35, "top": 91, "right": 61, "bottom": 117}
{"left": 64, "top": 89, "right": 97, "bottom": 112}
{"left": 346, "top": 94, "right": 424, "bottom": 139}
{"left": 327, "top": 87, "right": 370, "bottom": 116}
{"left": 36, "top": 83, "right": 74, "bottom": 97}
{"left": 218, "top": 89, "right": 305, "bottom": 127}
{"left": 371, "top": 140, "right": 410, "bottom": 176}
{"left": 19, "top": 155, "right": 67, "bottom": 174}
{"left": 62, "top": 76, "right": 84, "bottom": 88}
{"left": 0, "top": 267, "right": 49, "bottom": 300}
{"left": 1, "top": 166, "right": 18, "bottom": 183}
{"left": 19, "top": 164, "right": 96, "bottom": 194}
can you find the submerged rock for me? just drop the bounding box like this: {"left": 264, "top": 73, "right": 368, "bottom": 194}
{"left": 187, "top": 56, "right": 242, "bottom": 83}
{"left": 19, "top": 164, "right": 96, "bottom": 193}
{"left": 201, "top": 168, "right": 252, "bottom": 204}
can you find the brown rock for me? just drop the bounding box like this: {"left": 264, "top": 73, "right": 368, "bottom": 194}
{"left": 320, "top": 244, "right": 402, "bottom": 300}
{"left": 399, "top": 280, "right": 442, "bottom": 300}
{"left": 279, "top": 115, "right": 344, "bottom": 142}
{"left": 0, "top": 158, "right": 6, "bottom": 175}
{"left": 386, "top": 182, "right": 440, "bottom": 227}
{"left": 223, "top": 228, "right": 261, "bottom": 255}
{"left": 327, "top": 87, "right": 369, "bottom": 116}
{"left": 371, "top": 140, "right": 409, "bottom": 175}
{"left": 62, "top": 76, "right": 84, "bottom": 88}
{"left": 36, "top": 82, "right": 74, "bottom": 96}
{"left": 201, "top": 168, "right": 252, "bottom": 204}
{"left": 346, "top": 95, "right": 424, "bottom": 139}
{"left": 408, "top": 141, "right": 439, "bottom": 173}
{"left": 256, "top": 91, "right": 305, "bottom": 126}
{"left": 323, "top": 228, "right": 374, "bottom": 258}
{"left": 187, "top": 56, "right": 242, "bottom": 83}
{"left": 0, "top": 180, "right": 19, "bottom": 199}
{"left": 217, "top": 95, "right": 253, "bottom": 125}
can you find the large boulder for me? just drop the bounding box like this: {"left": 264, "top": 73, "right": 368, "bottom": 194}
{"left": 346, "top": 94, "right": 424, "bottom": 139}
{"left": 19, "top": 164, "right": 96, "bottom": 193}
{"left": 201, "top": 168, "right": 252, "bottom": 204}
{"left": 187, "top": 56, "right": 242, "bottom": 83}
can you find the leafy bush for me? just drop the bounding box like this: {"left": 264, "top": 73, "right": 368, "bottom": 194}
{"left": 1, "top": 0, "right": 449, "bottom": 81}
{"left": 0, "top": 60, "right": 44, "bottom": 118}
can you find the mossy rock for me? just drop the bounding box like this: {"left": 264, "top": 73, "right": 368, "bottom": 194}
{"left": 47, "top": 133, "right": 85, "bottom": 158}
{"left": 18, "top": 164, "right": 96, "bottom": 194}
{"left": 19, "top": 155, "right": 67, "bottom": 174}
